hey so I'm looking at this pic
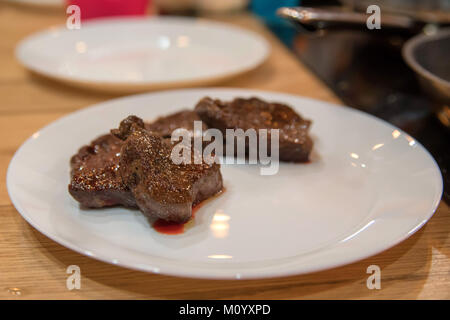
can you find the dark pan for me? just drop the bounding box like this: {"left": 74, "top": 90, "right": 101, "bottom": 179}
{"left": 403, "top": 28, "right": 450, "bottom": 127}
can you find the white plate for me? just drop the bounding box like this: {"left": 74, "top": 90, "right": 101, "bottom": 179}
{"left": 5, "top": 0, "right": 63, "bottom": 8}
{"left": 15, "top": 17, "right": 269, "bottom": 92}
{"left": 7, "top": 88, "right": 443, "bottom": 279}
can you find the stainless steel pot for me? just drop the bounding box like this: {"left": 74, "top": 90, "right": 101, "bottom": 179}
{"left": 403, "top": 28, "right": 450, "bottom": 127}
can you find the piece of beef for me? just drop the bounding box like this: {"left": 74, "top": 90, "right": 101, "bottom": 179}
{"left": 69, "top": 111, "right": 208, "bottom": 209}
{"left": 69, "top": 134, "right": 137, "bottom": 208}
{"left": 195, "top": 97, "right": 313, "bottom": 162}
{"left": 113, "top": 116, "right": 223, "bottom": 223}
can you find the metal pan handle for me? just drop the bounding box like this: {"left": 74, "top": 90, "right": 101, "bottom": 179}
{"left": 277, "top": 7, "right": 416, "bottom": 32}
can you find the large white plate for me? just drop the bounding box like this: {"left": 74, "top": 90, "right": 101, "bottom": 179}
{"left": 5, "top": 0, "right": 63, "bottom": 8}
{"left": 7, "top": 88, "right": 443, "bottom": 279}
{"left": 15, "top": 17, "right": 269, "bottom": 92}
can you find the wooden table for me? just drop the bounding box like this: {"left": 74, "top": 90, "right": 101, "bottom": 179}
{"left": 0, "top": 3, "right": 448, "bottom": 300}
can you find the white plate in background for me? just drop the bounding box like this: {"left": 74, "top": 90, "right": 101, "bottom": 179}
{"left": 5, "top": 0, "right": 64, "bottom": 8}
{"left": 16, "top": 17, "right": 270, "bottom": 92}
{"left": 7, "top": 88, "right": 442, "bottom": 279}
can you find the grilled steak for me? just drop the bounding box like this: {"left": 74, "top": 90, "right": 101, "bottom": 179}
{"left": 195, "top": 97, "right": 313, "bottom": 162}
{"left": 113, "top": 116, "right": 223, "bottom": 223}
{"left": 69, "top": 111, "right": 207, "bottom": 209}
{"left": 69, "top": 134, "right": 137, "bottom": 208}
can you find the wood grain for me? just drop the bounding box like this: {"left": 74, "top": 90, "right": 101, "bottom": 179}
{"left": 0, "top": 3, "right": 448, "bottom": 299}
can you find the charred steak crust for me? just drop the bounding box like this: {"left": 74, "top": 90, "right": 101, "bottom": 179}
{"left": 145, "top": 109, "right": 208, "bottom": 138}
{"left": 195, "top": 97, "right": 313, "bottom": 162}
{"left": 110, "top": 115, "right": 145, "bottom": 140}
{"left": 68, "top": 134, "right": 137, "bottom": 208}
{"left": 113, "top": 116, "right": 223, "bottom": 223}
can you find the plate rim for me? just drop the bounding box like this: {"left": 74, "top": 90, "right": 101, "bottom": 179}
{"left": 4, "top": 0, "right": 63, "bottom": 8}
{"left": 6, "top": 87, "right": 444, "bottom": 279}
{"left": 15, "top": 16, "right": 270, "bottom": 93}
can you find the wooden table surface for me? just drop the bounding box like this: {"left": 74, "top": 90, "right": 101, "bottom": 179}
{"left": 0, "top": 3, "right": 449, "bottom": 300}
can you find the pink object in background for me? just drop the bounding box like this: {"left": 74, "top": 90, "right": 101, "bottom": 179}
{"left": 68, "top": 0, "right": 150, "bottom": 20}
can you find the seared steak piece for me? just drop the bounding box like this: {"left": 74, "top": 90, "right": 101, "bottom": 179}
{"left": 146, "top": 110, "right": 207, "bottom": 138}
{"left": 69, "top": 134, "right": 137, "bottom": 208}
{"left": 113, "top": 116, "right": 223, "bottom": 223}
{"left": 69, "top": 112, "right": 207, "bottom": 209}
{"left": 195, "top": 97, "right": 313, "bottom": 162}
